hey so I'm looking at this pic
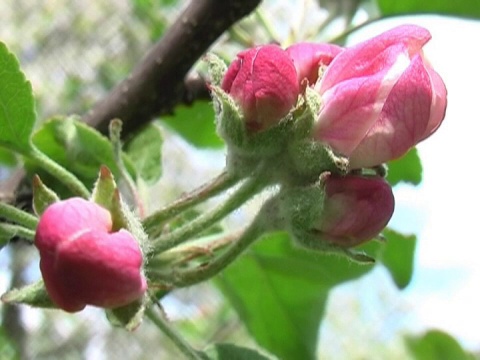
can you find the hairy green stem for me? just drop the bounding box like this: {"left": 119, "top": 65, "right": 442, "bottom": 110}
{"left": 26, "top": 146, "right": 90, "bottom": 198}
{"left": 172, "top": 220, "right": 263, "bottom": 287}
{"left": 149, "top": 174, "right": 267, "bottom": 255}
{"left": 0, "top": 202, "right": 38, "bottom": 229}
{"left": 144, "top": 171, "right": 241, "bottom": 239}
{"left": 146, "top": 306, "right": 204, "bottom": 360}
{"left": 0, "top": 223, "right": 35, "bottom": 243}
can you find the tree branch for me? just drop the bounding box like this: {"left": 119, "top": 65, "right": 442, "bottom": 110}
{"left": 82, "top": 0, "right": 262, "bottom": 136}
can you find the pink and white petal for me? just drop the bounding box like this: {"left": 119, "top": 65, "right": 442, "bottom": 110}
{"left": 319, "top": 25, "right": 431, "bottom": 92}
{"left": 349, "top": 55, "right": 433, "bottom": 168}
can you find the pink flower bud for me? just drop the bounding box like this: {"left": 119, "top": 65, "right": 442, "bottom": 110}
{"left": 315, "top": 175, "right": 394, "bottom": 247}
{"left": 35, "top": 198, "right": 147, "bottom": 312}
{"left": 286, "top": 42, "right": 343, "bottom": 86}
{"left": 221, "top": 44, "right": 300, "bottom": 132}
{"left": 313, "top": 25, "right": 447, "bottom": 168}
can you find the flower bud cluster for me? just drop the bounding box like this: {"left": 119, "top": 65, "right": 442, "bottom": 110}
{"left": 212, "top": 25, "right": 446, "bottom": 250}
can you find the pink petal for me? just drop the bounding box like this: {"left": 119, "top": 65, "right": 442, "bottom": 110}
{"left": 319, "top": 25, "right": 431, "bottom": 93}
{"left": 286, "top": 42, "right": 343, "bottom": 85}
{"left": 349, "top": 55, "right": 433, "bottom": 168}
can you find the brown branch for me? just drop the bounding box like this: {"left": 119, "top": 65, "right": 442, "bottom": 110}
{"left": 83, "top": 0, "right": 262, "bottom": 136}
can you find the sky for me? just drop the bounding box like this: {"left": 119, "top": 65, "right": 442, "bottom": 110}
{"left": 347, "top": 15, "right": 480, "bottom": 349}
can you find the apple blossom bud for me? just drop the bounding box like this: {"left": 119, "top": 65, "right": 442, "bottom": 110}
{"left": 313, "top": 25, "right": 447, "bottom": 168}
{"left": 315, "top": 175, "right": 394, "bottom": 247}
{"left": 221, "top": 44, "right": 300, "bottom": 132}
{"left": 35, "top": 198, "right": 147, "bottom": 312}
{"left": 286, "top": 42, "right": 343, "bottom": 86}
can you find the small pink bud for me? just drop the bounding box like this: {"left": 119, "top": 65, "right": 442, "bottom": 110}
{"left": 313, "top": 25, "right": 447, "bottom": 168}
{"left": 286, "top": 42, "right": 343, "bottom": 86}
{"left": 35, "top": 198, "right": 147, "bottom": 312}
{"left": 315, "top": 175, "right": 394, "bottom": 247}
{"left": 221, "top": 44, "right": 300, "bottom": 132}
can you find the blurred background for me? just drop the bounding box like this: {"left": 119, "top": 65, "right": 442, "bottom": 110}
{"left": 1, "top": 0, "right": 479, "bottom": 359}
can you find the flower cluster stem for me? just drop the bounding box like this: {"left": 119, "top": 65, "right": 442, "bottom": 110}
{"left": 172, "top": 220, "right": 263, "bottom": 287}
{"left": 26, "top": 146, "right": 90, "bottom": 198}
{"left": 0, "top": 223, "right": 35, "bottom": 243}
{"left": 149, "top": 173, "right": 267, "bottom": 255}
{"left": 143, "top": 171, "right": 239, "bottom": 237}
{"left": 0, "top": 202, "right": 38, "bottom": 229}
{"left": 146, "top": 305, "right": 205, "bottom": 360}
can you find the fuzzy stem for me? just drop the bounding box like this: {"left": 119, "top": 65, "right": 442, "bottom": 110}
{"left": 0, "top": 223, "right": 35, "bottom": 243}
{"left": 146, "top": 306, "right": 205, "bottom": 360}
{"left": 26, "top": 146, "right": 90, "bottom": 198}
{"left": 147, "top": 174, "right": 260, "bottom": 254}
{"left": 143, "top": 171, "right": 239, "bottom": 237}
{"left": 172, "top": 220, "right": 263, "bottom": 287}
{"left": 0, "top": 202, "right": 38, "bottom": 230}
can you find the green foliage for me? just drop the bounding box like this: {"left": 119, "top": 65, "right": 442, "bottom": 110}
{"left": 0, "top": 326, "right": 19, "bottom": 360}
{"left": 207, "top": 343, "right": 272, "bottom": 360}
{"left": 380, "top": 229, "right": 417, "bottom": 289}
{"left": 126, "top": 123, "right": 163, "bottom": 185}
{"left": 216, "top": 232, "right": 375, "bottom": 360}
{"left": 406, "top": 330, "right": 476, "bottom": 360}
{"left": 376, "top": 0, "right": 480, "bottom": 18}
{"left": 0, "top": 148, "right": 18, "bottom": 167}
{"left": 161, "top": 101, "right": 224, "bottom": 148}
{"left": 0, "top": 42, "right": 36, "bottom": 153}
{"left": 387, "top": 148, "right": 422, "bottom": 186}
{"left": 30, "top": 116, "right": 136, "bottom": 191}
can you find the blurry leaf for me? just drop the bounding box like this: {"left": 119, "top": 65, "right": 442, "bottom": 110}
{"left": 216, "top": 232, "right": 374, "bottom": 360}
{"left": 376, "top": 0, "right": 480, "bottom": 18}
{"left": 0, "top": 42, "right": 36, "bottom": 153}
{"left": 207, "top": 343, "right": 272, "bottom": 360}
{"left": 387, "top": 148, "right": 422, "bottom": 186}
{"left": 0, "top": 325, "right": 19, "bottom": 360}
{"left": 126, "top": 123, "right": 163, "bottom": 185}
{"left": 161, "top": 101, "right": 224, "bottom": 148}
{"left": 0, "top": 148, "right": 18, "bottom": 167}
{"left": 31, "top": 116, "right": 136, "bottom": 191}
{"left": 380, "top": 229, "right": 416, "bottom": 289}
{"left": 406, "top": 329, "right": 476, "bottom": 360}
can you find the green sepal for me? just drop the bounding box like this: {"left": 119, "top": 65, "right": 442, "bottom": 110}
{"left": 291, "top": 87, "right": 322, "bottom": 140}
{"left": 287, "top": 140, "right": 348, "bottom": 183}
{"left": 1, "top": 279, "right": 56, "bottom": 308}
{"left": 206, "top": 53, "right": 228, "bottom": 87}
{"left": 91, "top": 166, "right": 149, "bottom": 253}
{"left": 105, "top": 295, "right": 148, "bottom": 331}
{"left": 32, "top": 174, "right": 60, "bottom": 216}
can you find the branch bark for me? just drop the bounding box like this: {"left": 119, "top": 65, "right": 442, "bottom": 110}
{"left": 83, "top": 0, "right": 262, "bottom": 136}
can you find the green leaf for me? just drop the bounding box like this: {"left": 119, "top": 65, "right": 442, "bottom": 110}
{"left": 207, "top": 343, "right": 272, "bottom": 360}
{"left": 30, "top": 116, "right": 136, "bottom": 192}
{"left": 126, "top": 123, "right": 163, "bottom": 185}
{"left": 216, "top": 232, "right": 374, "bottom": 360}
{"left": 0, "top": 42, "right": 36, "bottom": 152}
{"left": 380, "top": 229, "right": 417, "bottom": 289}
{"left": 406, "top": 329, "right": 476, "bottom": 360}
{"left": 160, "top": 101, "right": 224, "bottom": 148}
{"left": 0, "top": 148, "right": 18, "bottom": 167}
{"left": 387, "top": 148, "right": 422, "bottom": 186}
{"left": 376, "top": 0, "right": 480, "bottom": 18}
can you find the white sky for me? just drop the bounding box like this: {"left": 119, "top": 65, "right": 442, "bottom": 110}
{"left": 349, "top": 15, "right": 480, "bottom": 349}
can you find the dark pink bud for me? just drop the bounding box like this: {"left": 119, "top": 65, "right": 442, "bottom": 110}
{"left": 35, "top": 198, "right": 147, "bottom": 312}
{"left": 221, "top": 44, "right": 300, "bottom": 132}
{"left": 286, "top": 42, "right": 343, "bottom": 86}
{"left": 315, "top": 175, "right": 394, "bottom": 247}
{"left": 313, "top": 25, "right": 447, "bottom": 168}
